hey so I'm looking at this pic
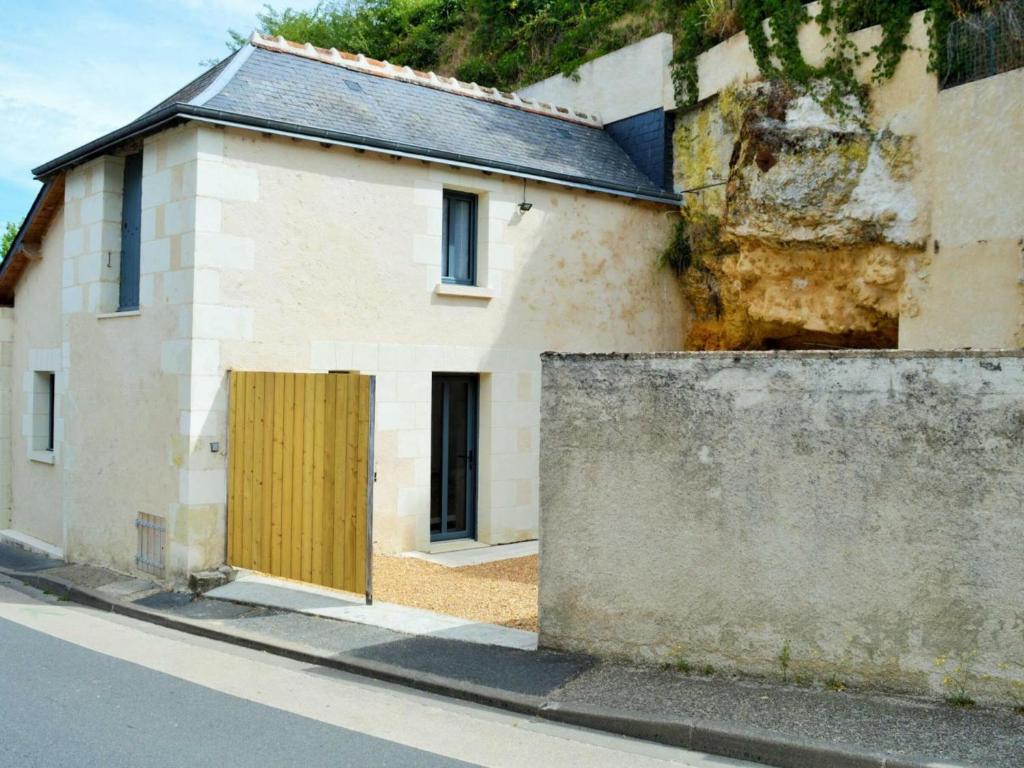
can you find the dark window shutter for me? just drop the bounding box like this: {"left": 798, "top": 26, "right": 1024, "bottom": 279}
{"left": 46, "top": 373, "right": 55, "bottom": 452}
{"left": 118, "top": 152, "right": 143, "bottom": 311}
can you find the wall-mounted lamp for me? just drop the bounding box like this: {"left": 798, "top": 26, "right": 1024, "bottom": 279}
{"left": 518, "top": 178, "right": 533, "bottom": 213}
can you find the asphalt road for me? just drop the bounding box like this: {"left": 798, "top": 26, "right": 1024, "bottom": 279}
{"left": 0, "top": 578, "right": 752, "bottom": 768}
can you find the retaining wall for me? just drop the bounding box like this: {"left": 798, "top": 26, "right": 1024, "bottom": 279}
{"left": 539, "top": 351, "right": 1024, "bottom": 702}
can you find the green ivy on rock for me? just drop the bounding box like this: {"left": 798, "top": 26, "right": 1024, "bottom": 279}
{"left": 236, "top": 1, "right": 998, "bottom": 108}
{"left": 672, "top": 1, "right": 991, "bottom": 110}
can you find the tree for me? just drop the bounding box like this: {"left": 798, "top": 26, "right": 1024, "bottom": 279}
{"left": 1, "top": 221, "right": 18, "bottom": 260}
{"left": 227, "top": 0, "right": 675, "bottom": 90}
{"left": 228, "top": 0, "right": 465, "bottom": 74}
{"left": 224, "top": 1, "right": 963, "bottom": 97}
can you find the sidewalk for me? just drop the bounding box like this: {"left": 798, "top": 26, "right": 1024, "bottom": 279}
{"left": 1, "top": 541, "right": 1020, "bottom": 768}
{"left": 203, "top": 570, "right": 538, "bottom": 650}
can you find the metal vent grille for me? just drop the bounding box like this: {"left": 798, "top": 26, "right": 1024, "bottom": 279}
{"left": 135, "top": 513, "right": 166, "bottom": 577}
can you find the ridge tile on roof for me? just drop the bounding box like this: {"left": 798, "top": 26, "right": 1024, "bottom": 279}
{"left": 249, "top": 33, "right": 603, "bottom": 127}
{"left": 32, "top": 33, "right": 679, "bottom": 203}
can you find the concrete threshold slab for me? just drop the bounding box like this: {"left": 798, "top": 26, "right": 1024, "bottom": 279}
{"left": 205, "top": 572, "right": 539, "bottom": 651}
{"left": 400, "top": 540, "right": 539, "bottom": 567}
{"left": 95, "top": 577, "right": 161, "bottom": 601}
{"left": 0, "top": 529, "right": 64, "bottom": 560}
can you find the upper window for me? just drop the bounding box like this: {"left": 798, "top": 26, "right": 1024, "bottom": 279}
{"left": 118, "top": 151, "right": 143, "bottom": 311}
{"left": 442, "top": 190, "right": 477, "bottom": 286}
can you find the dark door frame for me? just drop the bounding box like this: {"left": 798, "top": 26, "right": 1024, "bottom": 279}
{"left": 431, "top": 373, "right": 479, "bottom": 542}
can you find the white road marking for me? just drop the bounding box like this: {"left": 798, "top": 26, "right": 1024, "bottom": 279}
{"left": 0, "top": 580, "right": 753, "bottom": 768}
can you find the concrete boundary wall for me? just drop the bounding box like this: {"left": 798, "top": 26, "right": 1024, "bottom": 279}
{"left": 539, "top": 351, "right": 1024, "bottom": 702}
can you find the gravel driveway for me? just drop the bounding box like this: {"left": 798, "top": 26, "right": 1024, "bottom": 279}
{"left": 373, "top": 554, "right": 538, "bottom": 631}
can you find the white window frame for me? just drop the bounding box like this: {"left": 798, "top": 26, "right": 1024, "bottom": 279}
{"left": 29, "top": 369, "right": 57, "bottom": 464}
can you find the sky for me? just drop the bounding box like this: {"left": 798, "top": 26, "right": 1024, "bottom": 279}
{"left": 0, "top": 0, "right": 320, "bottom": 226}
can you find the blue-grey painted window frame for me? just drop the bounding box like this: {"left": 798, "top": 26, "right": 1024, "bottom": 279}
{"left": 431, "top": 374, "right": 479, "bottom": 542}
{"left": 118, "top": 151, "right": 143, "bottom": 312}
{"left": 46, "top": 373, "right": 55, "bottom": 452}
{"left": 441, "top": 190, "right": 478, "bottom": 286}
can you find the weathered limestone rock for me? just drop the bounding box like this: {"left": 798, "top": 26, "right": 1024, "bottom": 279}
{"left": 726, "top": 84, "right": 922, "bottom": 250}
{"left": 672, "top": 81, "right": 926, "bottom": 350}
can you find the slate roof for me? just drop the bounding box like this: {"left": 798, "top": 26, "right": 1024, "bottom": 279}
{"left": 136, "top": 49, "right": 240, "bottom": 121}
{"left": 33, "top": 38, "right": 678, "bottom": 204}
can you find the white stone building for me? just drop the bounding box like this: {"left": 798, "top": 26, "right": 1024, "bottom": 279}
{"left": 0, "top": 34, "right": 685, "bottom": 581}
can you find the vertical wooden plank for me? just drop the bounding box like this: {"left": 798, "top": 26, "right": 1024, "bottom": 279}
{"left": 226, "top": 371, "right": 372, "bottom": 589}
{"left": 332, "top": 375, "right": 350, "bottom": 590}
{"left": 246, "top": 372, "right": 259, "bottom": 570}
{"left": 281, "top": 374, "right": 295, "bottom": 578}
{"left": 321, "top": 374, "right": 338, "bottom": 588}
{"left": 250, "top": 373, "right": 265, "bottom": 571}
{"left": 270, "top": 372, "right": 286, "bottom": 575}
{"left": 311, "top": 375, "right": 327, "bottom": 586}
{"left": 227, "top": 372, "right": 239, "bottom": 564}
{"left": 231, "top": 372, "right": 247, "bottom": 567}
{"left": 238, "top": 372, "right": 252, "bottom": 568}
{"left": 226, "top": 374, "right": 234, "bottom": 565}
{"left": 344, "top": 373, "right": 362, "bottom": 591}
{"left": 354, "top": 374, "right": 371, "bottom": 594}
{"left": 290, "top": 376, "right": 305, "bottom": 580}
{"left": 260, "top": 373, "right": 276, "bottom": 570}
{"left": 300, "top": 375, "right": 316, "bottom": 582}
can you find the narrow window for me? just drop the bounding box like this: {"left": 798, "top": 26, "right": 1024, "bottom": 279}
{"left": 118, "top": 151, "right": 143, "bottom": 311}
{"left": 46, "top": 373, "right": 55, "bottom": 451}
{"left": 31, "top": 371, "right": 56, "bottom": 456}
{"left": 442, "top": 190, "right": 477, "bottom": 285}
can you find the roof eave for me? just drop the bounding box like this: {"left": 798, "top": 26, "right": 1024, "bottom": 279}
{"left": 31, "top": 105, "right": 185, "bottom": 179}
{"left": 32, "top": 103, "right": 680, "bottom": 206}
{"left": 0, "top": 176, "right": 65, "bottom": 305}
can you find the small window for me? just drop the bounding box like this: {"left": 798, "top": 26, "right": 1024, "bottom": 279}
{"left": 118, "top": 151, "right": 143, "bottom": 311}
{"left": 32, "top": 372, "right": 56, "bottom": 454}
{"left": 442, "top": 190, "right": 477, "bottom": 286}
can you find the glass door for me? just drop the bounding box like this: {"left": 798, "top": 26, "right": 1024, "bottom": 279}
{"left": 430, "top": 374, "right": 478, "bottom": 541}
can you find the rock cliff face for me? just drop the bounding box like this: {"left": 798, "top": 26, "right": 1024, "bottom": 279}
{"left": 673, "top": 81, "right": 927, "bottom": 350}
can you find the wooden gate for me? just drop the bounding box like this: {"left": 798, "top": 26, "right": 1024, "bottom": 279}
{"left": 227, "top": 371, "right": 374, "bottom": 598}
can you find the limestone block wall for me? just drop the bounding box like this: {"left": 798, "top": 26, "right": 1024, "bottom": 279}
{"left": 171, "top": 125, "right": 258, "bottom": 574}
{"left": 540, "top": 350, "right": 1024, "bottom": 703}
{"left": 900, "top": 67, "right": 1024, "bottom": 349}
{"left": 62, "top": 155, "right": 125, "bottom": 317}
{"left": 9, "top": 206, "right": 65, "bottom": 548}
{"left": 519, "top": 33, "right": 675, "bottom": 123}
{"left": 188, "top": 125, "right": 685, "bottom": 555}
{"left": 5, "top": 126, "right": 259, "bottom": 579}
{"left": 22, "top": 124, "right": 207, "bottom": 579}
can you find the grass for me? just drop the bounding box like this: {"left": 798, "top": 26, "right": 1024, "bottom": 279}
{"left": 826, "top": 675, "right": 847, "bottom": 692}
{"left": 778, "top": 641, "right": 792, "bottom": 682}
{"left": 946, "top": 693, "right": 976, "bottom": 709}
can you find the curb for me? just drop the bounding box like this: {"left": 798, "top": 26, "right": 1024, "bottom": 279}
{"left": 537, "top": 702, "right": 967, "bottom": 768}
{"left": 1, "top": 567, "right": 542, "bottom": 717}
{"left": 2, "top": 567, "right": 968, "bottom": 768}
